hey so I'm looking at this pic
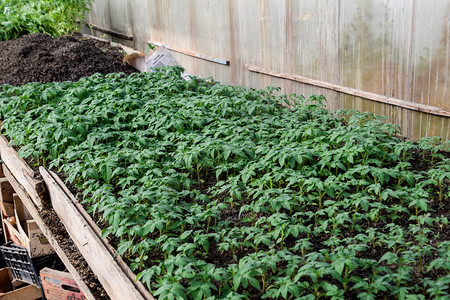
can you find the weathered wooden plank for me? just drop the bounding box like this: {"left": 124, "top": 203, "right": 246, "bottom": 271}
{"left": 48, "top": 170, "right": 155, "bottom": 300}
{"left": 39, "top": 167, "right": 146, "bottom": 300}
{"left": 48, "top": 171, "right": 154, "bottom": 300}
{"left": 0, "top": 136, "right": 45, "bottom": 209}
{"left": 246, "top": 64, "right": 450, "bottom": 118}
{"left": 2, "top": 164, "right": 96, "bottom": 300}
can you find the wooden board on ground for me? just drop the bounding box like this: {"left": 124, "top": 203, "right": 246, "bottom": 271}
{"left": 1, "top": 163, "right": 96, "bottom": 300}
{"left": 0, "top": 136, "right": 45, "bottom": 209}
{"left": 40, "top": 167, "right": 147, "bottom": 300}
{"left": 48, "top": 170, "right": 154, "bottom": 300}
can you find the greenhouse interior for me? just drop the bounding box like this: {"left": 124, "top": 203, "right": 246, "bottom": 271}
{"left": 0, "top": 1, "right": 449, "bottom": 299}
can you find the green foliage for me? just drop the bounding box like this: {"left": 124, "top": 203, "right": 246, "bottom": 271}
{"left": 0, "top": 67, "right": 449, "bottom": 299}
{"left": 0, "top": 0, "right": 91, "bottom": 41}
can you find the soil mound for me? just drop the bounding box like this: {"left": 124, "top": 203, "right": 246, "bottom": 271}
{"left": 0, "top": 33, "right": 135, "bottom": 86}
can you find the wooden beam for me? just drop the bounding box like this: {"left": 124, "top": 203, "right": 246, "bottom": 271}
{"left": 246, "top": 64, "right": 450, "bottom": 118}
{"left": 48, "top": 171, "right": 155, "bottom": 300}
{"left": 0, "top": 136, "right": 45, "bottom": 208}
{"left": 2, "top": 163, "right": 96, "bottom": 300}
{"left": 39, "top": 167, "right": 146, "bottom": 300}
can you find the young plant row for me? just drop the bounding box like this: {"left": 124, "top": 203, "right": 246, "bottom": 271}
{"left": 0, "top": 67, "right": 449, "bottom": 299}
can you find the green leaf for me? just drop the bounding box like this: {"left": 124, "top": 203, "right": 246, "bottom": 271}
{"left": 117, "top": 240, "right": 133, "bottom": 256}
{"left": 248, "top": 277, "right": 260, "bottom": 290}
{"left": 112, "top": 210, "right": 122, "bottom": 230}
{"left": 333, "top": 260, "right": 345, "bottom": 276}
{"left": 232, "top": 275, "right": 241, "bottom": 291}
{"left": 380, "top": 252, "right": 398, "bottom": 264}
{"left": 180, "top": 230, "right": 192, "bottom": 240}
{"left": 324, "top": 186, "right": 335, "bottom": 198}
{"left": 347, "top": 154, "right": 354, "bottom": 164}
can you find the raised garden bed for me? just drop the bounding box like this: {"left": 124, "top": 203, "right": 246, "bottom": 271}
{"left": 0, "top": 62, "right": 449, "bottom": 299}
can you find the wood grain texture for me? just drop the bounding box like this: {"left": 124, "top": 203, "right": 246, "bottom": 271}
{"left": 246, "top": 64, "right": 450, "bottom": 117}
{"left": 40, "top": 167, "right": 146, "bottom": 300}
{"left": 48, "top": 170, "right": 155, "bottom": 300}
{"left": 1, "top": 164, "right": 96, "bottom": 300}
{"left": 0, "top": 135, "right": 45, "bottom": 208}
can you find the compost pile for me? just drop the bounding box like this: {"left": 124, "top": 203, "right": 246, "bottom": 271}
{"left": 0, "top": 33, "right": 135, "bottom": 86}
{"left": 0, "top": 67, "right": 449, "bottom": 299}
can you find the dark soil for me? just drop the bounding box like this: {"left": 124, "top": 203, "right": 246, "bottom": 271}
{"left": 39, "top": 206, "right": 109, "bottom": 299}
{"left": 0, "top": 33, "right": 135, "bottom": 86}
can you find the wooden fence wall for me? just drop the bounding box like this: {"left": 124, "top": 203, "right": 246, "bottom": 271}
{"left": 83, "top": 0, "right": 450, "bottom": 141}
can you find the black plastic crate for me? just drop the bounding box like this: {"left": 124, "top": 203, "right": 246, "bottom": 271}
{"left": 0, "top": 242, "right": 41, "bottom": 287}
